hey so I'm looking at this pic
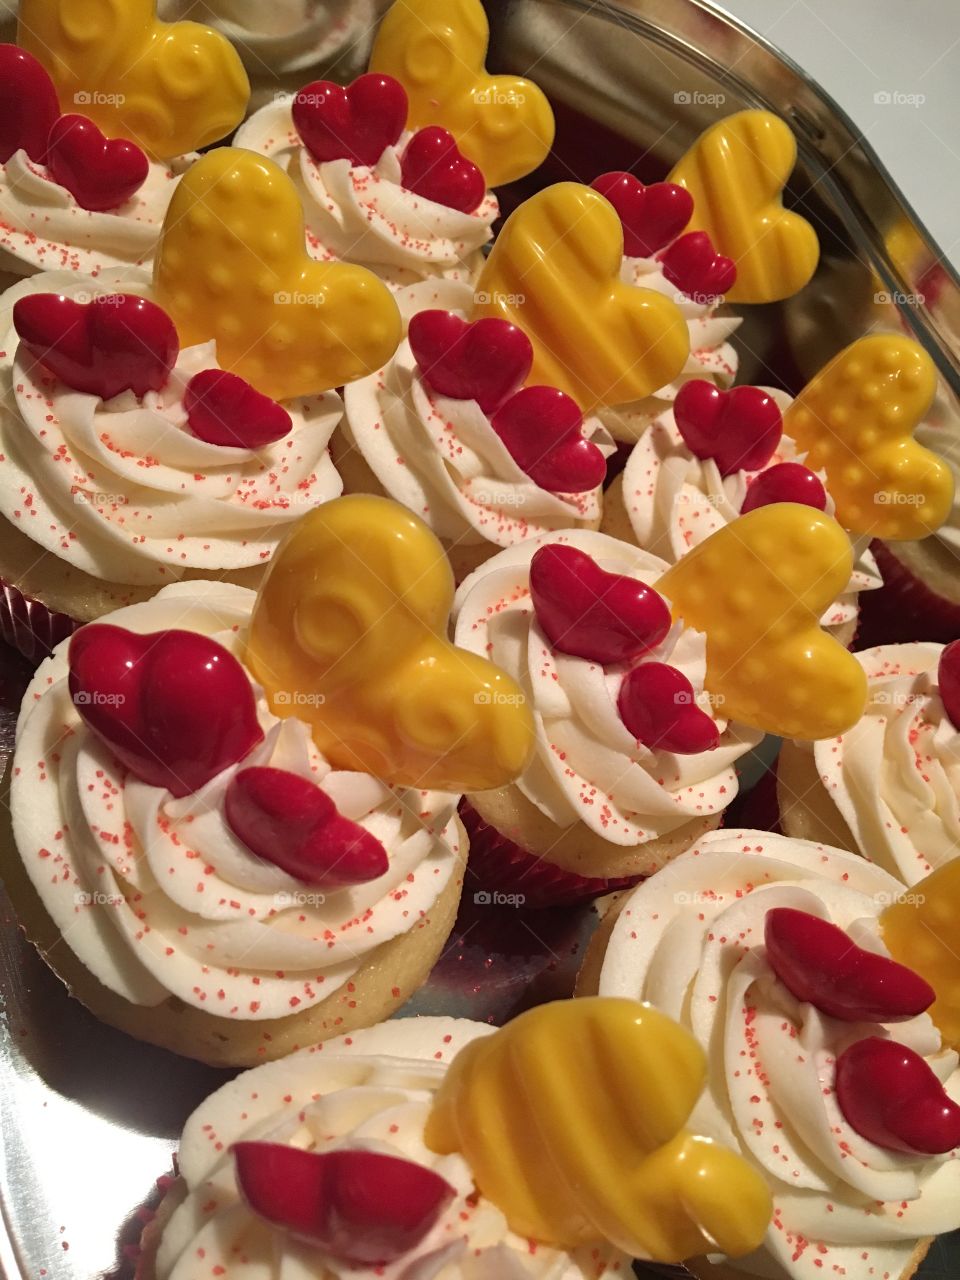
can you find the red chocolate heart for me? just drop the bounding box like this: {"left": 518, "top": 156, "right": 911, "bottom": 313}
{"left": 184, "top": 369, "right": 292, "bottom": 449}
{"left": 68, "top": 624, "right": 263, "bottom": 798}
{"left": 492, "top": 386, "right": 607, "bottom": 493}
{"left": 835, "top": 1037, "right": 960, "bottom": 1154}
{"left": 0, "top": 44, "right": 60, "bottom": 164}
{"left": 292, "top": 73, "right": 408, "bottom": 167}
{"left": 529, "top": 543, "right": 672, "bottom": 665}
{"left": 764, "top": 907, "right": 934, "bottom": 1022}
{"left": 590, "top": 172, "right": 693, "bottom": 258}
{"left": 234, "top": 1143, "right": 456, "bottom": 1262}
{"left": 408, "top": 310, "right": 532, "bottom": 414}
{"left": 225, "top": 766, "right": 388, "bottom": 888}
{"left": 674, "top": 380, "right": 783, "bottom": 477}
{"left": 617, "top": 662, "right": 719, "bottom": 754}
{"left": 400, "top": 127, "right": 486, "bottom": 214}
{"left": 938, "top": 640, "right": 960, "bottom": 730}
{"left": 14, "top": 292, "right": 179, "bottom": 400}
{"left": 46, "top": 115, "right": 149, "bottom": 213}
{"left": 741, "top": 461, "right": 827, "bottom": 514}
{"left": 660, "top": 230, "right": 737, "bottom": 303}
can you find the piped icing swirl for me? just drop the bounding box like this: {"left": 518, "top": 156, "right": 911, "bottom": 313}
{"left": 597, "top": 828, "right": 960, "bottom": 1280}
{"left": 11, "top": 582, "right": 462, "bottom": 1020}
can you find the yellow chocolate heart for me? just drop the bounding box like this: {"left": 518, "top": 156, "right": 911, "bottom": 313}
{"left": 659, "top": 503, "right": 867, "bottom": 739}
{"left": 153, "top": 149, "right": 402, "bottom": 402}
{"left": 882, "top": 861, "right": 960, "bottom": 1051}
{"left": 782, "top": 334, "right": 952, "bottom": 539}
{"left": 426, "top": 998, "right": 772, "bottom": 1260}
{"left": 369, "top": 0, "right": 554, "bottom": 187}
{"left": 245, "top": 495, "right": 535, "bottom": 792}
{"left": 472, "top": 182, "right": 690, "bottom": 411}
{"left": 19, "top": 0, "right": 249, "bottom": 159}
{"left": 669, "top": 110, "right": 819, "bottom": 304}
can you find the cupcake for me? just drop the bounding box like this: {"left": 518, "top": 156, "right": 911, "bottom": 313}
{"left": 335, "top": 310, "right": 615, "bottom": 582}
{"left": 583, "top": 828, "right": 960, "bottom": 1280}
{"left": 136, "top": 1000, "right": 772, "bottom": 1277}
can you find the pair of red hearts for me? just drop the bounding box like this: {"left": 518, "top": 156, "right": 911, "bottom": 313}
{"left": 0, "top": 45, "right": 148, "bottom": 212}
{"left": 408, "top": 311, "right": 606, "bottom": 493}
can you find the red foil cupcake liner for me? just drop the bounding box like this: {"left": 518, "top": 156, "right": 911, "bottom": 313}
{"left": 0, "top": 577, "right": 78, "bottom": 663}
{"left": 856, "top": 541, "right": 960, "bottom": 648}
{"left": 459, "top": 798, "right": 640, "bottom": 908}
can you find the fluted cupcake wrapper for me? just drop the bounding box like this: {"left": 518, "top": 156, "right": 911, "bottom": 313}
{"left": 0, "top": 578, "right": 78, "bottom": 664}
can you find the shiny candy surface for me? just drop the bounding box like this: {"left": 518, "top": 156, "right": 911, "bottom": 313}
{"left": 400, "top": 127, "right": 486, "bottom": 213}
{"left": 0, "top": 44, "right": 60, "bottom": 164}
{"left": 291, "top": 74, "right": 408, "bottom": 167}
{"left": 46, "top": 115, "right": 148, "bottom": 213}
{"left": 659, "top": 230, "right": 736, "bottom": 302}
{"left": 882, "top": 860, "right": 960, "bottom": 1051}
{"left": 589, "top": 173, "right": 693, "bottom": 258}
{"left": 674, "top": 380, "right": 783, "bottom": 477}
{"left": 740, "top": 462, "right": 827, "bottom": 514}
{"left": 491, "top": 387, "right": 607, "bottom": 493}
{"left": 407, "top": 310, "right": 533, "bottom": 413}
{"left": 835, "top": 1038, "right": 960, "bottom": 1155}
{"left": 617, "top": 662, "right": 719, "bottom": 755}
{"left": 183, "top": 370, "right": 292, "bottom": 450}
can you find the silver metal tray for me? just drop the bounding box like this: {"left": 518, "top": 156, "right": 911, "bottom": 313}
{"left": 1, "top": 2, "right": 958, "bottom": 1277}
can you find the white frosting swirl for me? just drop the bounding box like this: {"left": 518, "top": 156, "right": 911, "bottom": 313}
{"left": 0, "top": 270, "right": 343, "bottom": 586}
{"left": 342, "top": 340, "right": 615, "bottom": 551}
{"left": 598, "top": 828, "right": 960, "bottom": 1280}
{"left": 235, "top": 100, "right": 497, "bottom": 289}
{"left": 156, "top": 1018, "right": 625, "bottom": 1278}
{"left": 0, "top": 148, "right": 191, "bottom": 277}
{"left": 11, "top": 582, "right": 462, "bottom": 1019}
{"left": 810, "top": 643, "right": 960, "bottom": 887}
{"left": 453, "top": 531, "right": 761, "bottom": 844}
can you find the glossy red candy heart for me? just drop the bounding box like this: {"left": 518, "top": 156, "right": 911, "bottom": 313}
{"left": 660, "top": 230, "right": 737, "bottom": 303}
{"left": 590, "top": 172, "right": 693, "bottom": 258}
{"left": 740, "top": 461, "right": 827, "bottom": 514}
{"left": 765, "top": 907, "right": 934, "bottom": 1022}
{"left": 0, "top": 44, "right": 61, "bottom": 164}
{"left": 408, "top": 310, "right": 533, "bottom": 414}
{"left": 14, "top": 292, "right": 179, "bottom": 400}
{"left": 938, "top": 640, "right": 960, "bottom": 730}
{"left": 529, "top": 543, "right": 672, "bottom": 665}
{"left": 184, "top": 369, "right": 292, "bottom": 449}
{"left": 617, "top": 662, "right": 719, "bottom": 754}
{"left": 68, "top": 624, "right": 263, "bottom": 798}
{"left": 234, "top": 1143, "right": 456, "bottom": 1262}
{"left": 674, "top": 380, "right": 783, "bottom": 478}
{"left": 292, "top": 73, "right": 408, "bottom": 167}
{"left": 225, "top": 766, "right": 389, "bottom": 888}
{"left": 492, "top": 386, "right": 607, "bottom": 493}
{"left": 835, "top": 1037, "right": 960, "bottom": 1154}
{"left": 400, "top": 127, "right": 486, "bottom": 213}
{"left": 46, "top": 115, "right": 149, "bottom": 212}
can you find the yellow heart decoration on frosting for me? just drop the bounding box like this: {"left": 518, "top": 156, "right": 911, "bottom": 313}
{"left": 782, "top": 333, "right": 952, "bottom": 539}
{"left": 246, "top": 495, "right": 535, "bottom": 792}
{"left": 472, "top": 183, "right": 690, "bottom": 411}
{"left": 669, "top": 110, "right": 820, "bottom": 304}
{"left": 18, "top": 0, "right": 249, "bottom": 159}
{"left": 369, "top": 0, "right": 554, "bottom": 187}
{"left": 153, "top": 149, "right": 402, "bottom": 401}
{"left": 426, "top": 998, "right": 773, "bottom": 1260}
{"left": 659, "top": 503, "right": 867, "bottom": 740}
{"left": 882, "top": 861, "right": 960, "bottom": 1052}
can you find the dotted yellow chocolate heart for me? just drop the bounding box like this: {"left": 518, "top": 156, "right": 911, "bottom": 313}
{"left": 669, "top": 110, "right": 819, "bottom": 304}
{"left": 369, "top": 0, "right": 554, "bottom": 187}
{"left": 153, "top": 149, "right": 402, "bottom": 402}
{"left": 246, "top": 495, "right": 535, "bottom": 792}
{"left": 659, "top": 503, "right": 867, "bottom": 740}
{"left": 882, "top": 861, "right": 960, "bottom": 1051}
{"left": 472, "top": 182, "right": 690, "bottom": 411}
{"left": 19, "top": 0, "right": 249, "bottom": 159}
{"left": 782, "top": 334, "right": 952, "bottom": 540}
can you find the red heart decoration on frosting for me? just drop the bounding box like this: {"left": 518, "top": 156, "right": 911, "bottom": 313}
{"left": 590, "top": 172, "right": 693, "bottom": 258}
{"left": 765, "top": 907, "right": 934, "bottom": 1022}
{"left": 14, "top": 292, "right": 179, "bottom": 400}
{"left": 225, "top": 766, "right": 388, "bottom": 888}
{"left": 408, "top": 310, "right": 532, "bottom": 414}
{"left": 835, "top": 1037, "right": 960, "bottom": 1154}
{"left": 938, "top": 640, "right": 960, "bottom": 731}
{"left": 68, "top": 624, "right": 263, "bottom": 798}
{"left": 660, "top": 230, "right": 737, "bottom": 302}
{"left": 184, "top": 369, "right": 293, "bottom": 449}
{"left": 674, "top": 380, "right": 783, "bottom": 477}
{"left": 46, "top": 115, "right": 149, "bottom": 212}
{"left": 292, "top": 73, "right": 408, "bottom": 167}
{"left": 400, "top": 127, "right": 486, "bottom": 213}
{"left": 234, "top": 1143, "right": 456, "bottom": 1262}
{"left": 529, "top": 543, "right": 672, "bottom": 665}
{"left": 0, "top": 44, "right": 61, "bottom": 164}
{"left": 741, "top": 461, "right": 827, "bottom": 514}
{"left": 617, "top": 662, "right": 719, "bottom": 754}
{"left": 492, "top": 386, "right": 607, "bottom": 493}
